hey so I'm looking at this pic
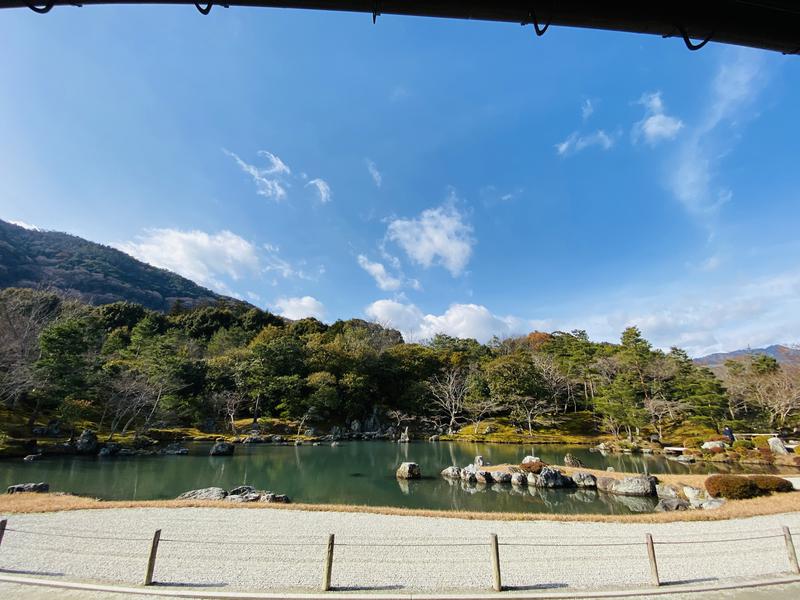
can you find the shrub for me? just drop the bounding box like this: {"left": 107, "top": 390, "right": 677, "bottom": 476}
{"left": 708, "top": 435, "right": 729, "bottom": 442}
{"left": 519, "top": 460, "right": 546, "bottom": 474}
{"left": 733, "top": 440, "right": 755, "bottom": 451}
{"left": 705, "top": 474, "right": 761, "bottom": 499}
{"left": 753, "top": 436, "right": 772, "bottom": 449}
{"left": 748, "top": 475, "right": 794, "bottom": 494}
{"left": 683, "top": 437, "right": 704, "bottom": 449}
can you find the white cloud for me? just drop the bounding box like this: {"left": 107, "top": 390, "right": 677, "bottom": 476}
{"left": 555, "top": 130, "right": 614, "bottom": 156}
{"left": 357, "top": 255, "right": 402, "bottom": 291}
{"left": 273, "top": 296, "right": 326, "bottom": 320}
{"left": 365, "top": 300, "right": 525, "bottom": 343}
{"left": 386, "top": 202, "right": 474, "bottom": 276}
{"left": 667, "top": 50, "right": 767, "bottom": 218}
{"left": 632, "top": 91, "right": 684, "bottom": 145}
{"left": 262, "top": 244, "right": 322, "bottom": 281}
{"left": 581, "top": 99, "right": 594, "bottom": 121}
{"left": 224, "top": 149, "right": 290, "bottom": 201}
{"left": 116, "top": 228, "right": 261, "bottom": 293}
{"left": 8, "top": 219, "right": 40, "bottom": 231}
{"left": 306, "top": 178, "right": 332, "bottom": 203}
{"left": 366, "top": 159, "right": 382, "bottom": 188}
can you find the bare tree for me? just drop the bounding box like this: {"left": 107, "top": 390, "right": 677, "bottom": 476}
{"left": 211, "top": 390, "right": 247, "bottom": 434}
{"left": 386, "top": 409, "right": 412, "bottom": 429}
{"left": 464, "top": 393, "right": 506, "bottom": 434}
{"left": 751, "top": 366, "right": 800, "bottom": 428}
{"left": 0, "top": 289, "right": 61, "bottom": 408}
{"left": 643, "top": 396, "right": 687, "bottom": 441}
{"left": 427, "top": 366, "right": 468, "bottom": 434}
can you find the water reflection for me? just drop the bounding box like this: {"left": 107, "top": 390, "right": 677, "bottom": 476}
{"left": 0, "top": 441, "right": 794, "bottom": 514}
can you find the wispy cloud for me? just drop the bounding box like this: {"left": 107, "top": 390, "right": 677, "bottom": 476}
{"left": 306, "top": 178, "right": 332, "bottom": 203}
{"left": 357, "top": 255, "right": 402, "bottom": 291}
{"left": 632, "top": 91, "right": 684, "bottom": 145}
{"left": 666, "top": 50, "right": 768, "bottom": 218}
{"left": 581, "top": 99, "right": 594, "bottom": 121}
{"left": 223, "top": 149, "right": 290, "bottom": 201}
{"left": 263, "top": 243, "right": 324, "bottom": 282}
{"left": 366, "top": 159, "right": 382, "bottom": 188}
{"left": 386, "top": 198, "right": 474, "bottom": 277}
{"left": 555, "top": 130, "right": 614, "bottom": 156}
{"left": 273, "top": 296, "right": 326, "bottom": 320}
{"left": 8, "top": 219, "right": 40, "bottom": 231}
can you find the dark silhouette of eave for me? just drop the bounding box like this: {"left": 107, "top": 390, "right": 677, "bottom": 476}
{"left": 6, "top": 1, "right": 800, "bottom": 54}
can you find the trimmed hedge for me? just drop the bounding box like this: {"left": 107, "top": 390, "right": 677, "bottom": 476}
{"left": 705, "top": 474, "right": 761, "bottom": 499}
{"left": 748, "top": 475, "right": 794, "bottom": 494}
{"left": 519, "top": 460, "right": 546, "bottom": 474}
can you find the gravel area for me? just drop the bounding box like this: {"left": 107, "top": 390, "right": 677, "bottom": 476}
{"left": 0, "top": 508, "right": 799, "bottom": 593}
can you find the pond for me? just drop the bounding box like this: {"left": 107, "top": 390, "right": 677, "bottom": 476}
{"left": 1, "top": 441, "right": 795, "bottom": 514}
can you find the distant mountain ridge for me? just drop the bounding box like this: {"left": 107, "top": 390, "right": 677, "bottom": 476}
{"left": 0, "top": 219, "right": 238, "bottom": 311}
{"left": 695, "top": 344, "right": 800, "bottom": 367}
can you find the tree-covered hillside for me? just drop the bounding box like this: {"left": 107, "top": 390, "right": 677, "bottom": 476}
{"left": 0, "top": 219, "right": 231, "bottom": 311}
{"left": 2, "top": 288, "right": 798, "bottom": 448}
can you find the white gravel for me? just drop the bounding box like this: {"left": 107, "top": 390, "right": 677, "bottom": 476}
{"left": 0, "top": 508, "right": 799, "bottom": 593}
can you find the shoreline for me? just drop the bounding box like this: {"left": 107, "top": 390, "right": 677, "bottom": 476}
{"left": 2, "top": 487, "right": 800, "bottom": 522}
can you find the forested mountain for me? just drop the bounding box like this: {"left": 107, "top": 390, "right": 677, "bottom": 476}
{"left": 695, "top": 345, "right": 800, "bottom": 368}
{"left": 0, "top": 219, "right": 232, "bottom": 311}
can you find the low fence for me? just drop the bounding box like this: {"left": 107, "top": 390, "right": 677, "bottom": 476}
{"left": 0, "top": 518, "right": 798, "bottom": 592}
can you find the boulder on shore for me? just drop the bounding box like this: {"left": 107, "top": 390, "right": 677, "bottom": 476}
{"left": 75, "top": 429, "right": 99, "bottom": 455}
{"left": 564, "top": 453, "right": 585, "bottom": 468}
{"left": 511, "top": 472, "right": 527, "bottom": 486}
{"left": 177, "top": 487, "right": 228, "bottom": 501}
{"left": 597, "top": 475, "right": 657, "bottom": 496}
{"left": 490, "top": 471, "right": 512, "bottom": 484}
{"left": 534, "top": 466, "right": 575, "bottom": 488}
{"left": 210, "top": 441, "right": 235, "bottom": 456}
{"left": 655, "top": 498, "right": 690, "bottom": 512}
{"left": 768, "top": 437, "right": 789, "bottom": 455}
{"left": 521, "top": 455, "right": 539, "bottom": 464}
{"left": 701, "top": 440, "right": 727, "bottom": 451}
{"left": 7, "top": 482, "right": 49, "bottom": 494}
{"left": 396, "top": 462, "right": 421, "bottom": 479}
{"left": 572, "top": 471, "right": 597, "bottom": 488}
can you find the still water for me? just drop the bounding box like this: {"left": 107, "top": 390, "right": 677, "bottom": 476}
{"left": 1, "top": 442, "right": 792, "bottom": 514}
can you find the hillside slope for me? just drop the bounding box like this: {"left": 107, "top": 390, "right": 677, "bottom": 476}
{"left": 0, "top": 219, "right": 231, "bottom": 311}
{"left": 695, "top": 344, "right": 800, "bottom": 368}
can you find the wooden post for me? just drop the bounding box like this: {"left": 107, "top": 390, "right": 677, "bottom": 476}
{"left": 144, "top": 529, "right": 161, "bottom": 586}
{"left": 645, "top": 533, "right": 660, "bottom": 586}
{"left": 489, "top": 533, "right": 502, "bottom": 592}
{"left": 783, "top": 526, "right": 800, "bottom": 574}
{"left": 0, "top": 519, "right": 7, "bottom": 548}
{"left": 321, "top": 533, "right": 335, "bottom": 591}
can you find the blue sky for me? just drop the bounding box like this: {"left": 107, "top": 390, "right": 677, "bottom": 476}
{"left": 2, "top": 5, "right": 799, "bottom": 356}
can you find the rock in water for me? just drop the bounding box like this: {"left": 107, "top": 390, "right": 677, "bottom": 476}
{"left": 441, "top": 466, "right": 461, "bottom": 479}
{"left": 396, "top": 462, "right": 421, "bottom": 479}
{"left": 511, "top": 472, "right": 527, "bottom": 486}
{"left": 177, "top": 487, "right": 228, "bottom": 501}
{"left": 490, "top": 471, "right": 512, "bottom": 484}
{"left": 75, "top": 429, "right": 99, "bottom": 455}
{"left": 572, "top": 472, "right": 597, "bottom": 488}
{"left": 210, "top": 441, "right": 234, "bottom": 456}
{"left": 768, "top": 437, "right": 789, "bottom": 455}
{"left": 521, "top": 455, "right": 539, "bottom": 464}
{"left": 474, "top": 455, "right": 489, "bottom": 467}
{"left": 475, "top": 470, "right": 494, "bottom": 484}
{"left": 564, "top": 453, "right": 585, "bottom": 468}
{"left": 7, "top": 482, "right": 49, "bottom": 494}
{"left": 655, "top": 498, "right": 690, "bottom": 512}
{"left": 534, "top": 466, "right": 575, "bottom": 488}
{"left": 656, "top": 484, "right": 680, "bottom": 499}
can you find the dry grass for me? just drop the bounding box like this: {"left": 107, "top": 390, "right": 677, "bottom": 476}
{"left": 2, "top": 489, "right": 798, "bottom": 524}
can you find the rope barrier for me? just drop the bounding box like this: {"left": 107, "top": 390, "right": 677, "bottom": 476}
{"left": 654, "top": 534, "right": 784, "bottom": 545}
{"left": 4, "top": 527, "right": 150, "bottom": 542}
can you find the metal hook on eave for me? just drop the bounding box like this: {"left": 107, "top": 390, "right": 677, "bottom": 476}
{"left": 26, "top": 2, "right": 54, "bottom": 13}
{"left": 674, "top": 25, "right": 714, "bottom": 51}
{"left": 195, "top": 3, "right": 213, "bottom": 15}
{"left": 523, "top": 9, "right": 551, "bottom": 37}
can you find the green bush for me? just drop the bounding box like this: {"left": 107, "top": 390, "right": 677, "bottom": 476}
{"left": 732, "top": 440, "right": 754, "bottom": 451}
{"left": 705, "top": 474, "right": 761, "bottom": 499}
{"left": 683, "top": 437, "right": 704, "bottom": 449}
{"left": 748, "top": 475, "right": 794, "bottom": 494}
{"left": 753, "top": 436, "right": 771, "bottom": 449}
